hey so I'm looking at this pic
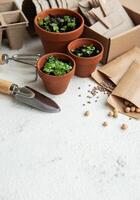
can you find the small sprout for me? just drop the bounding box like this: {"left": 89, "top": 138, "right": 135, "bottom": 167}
{"left": 121, "top": 123, "right": 128, "bottom": 130}
{"left": 136, "top": 108, "right": 140, "bottom": 113}
{"left": 43, "top": 56, "right": 72, "bottom": 76}
{"left": 84, "top": 111, "right": 90, "bottom": 117}
{"left": 125, "top": 107, "right": 131, "bottom": 113}
{"left": 108, "top": 111, "right": 114, "bottom": 117}
{"left": 130, "top": 106, "right": 136, "bottom": 112}
{"left": 102, "top": 121, "right": 108, "bottom": 127}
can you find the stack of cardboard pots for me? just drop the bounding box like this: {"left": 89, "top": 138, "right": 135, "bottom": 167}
{"left": 0, "top": 0, "right": 28, "bottom": 49}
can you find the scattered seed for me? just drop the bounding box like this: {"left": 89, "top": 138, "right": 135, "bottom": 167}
{"left": 108, "top": 111, "right": 114, "bottom": 117}
{"left": 82, "top": 104, "right": 85, "bottom": 106}
{"left": 130, "top": 106, "right": 136, "bottom": 112}
{"left": 113, "top": 111, "right": 119, "bottom": 118}
{"left": 121, "top": 124, "right": 128, "bottom": 130}
{"left": 84, "top": 111, "right": 90, "bottom": 117}
{"left": 125, "top": 107, "right": 131, "bottom": 113}
{"left": 113, "top": 109, "right": 119, "bottom": 118}
{"left": 87, "top": 101, "right": 91, "bottom": 104}
{"left": 136, "top": 108, "right": 140, "bottom": 113}
{"left": 102, "top": 121, "right": 108, "bottom": 127}
{"left": 78, "top": 87, "right": 80, "bottom": 90}
{"left": 78, "top": 94, "right": 81, "bottom": 97}
{"left": 87, "top": 96, "right": 92, "bottom": 99}
{"left": 124, "top": 100, "right": 130, "bottom": 106}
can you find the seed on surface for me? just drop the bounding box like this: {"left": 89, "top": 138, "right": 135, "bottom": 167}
{"left": 84, "top": 111, "right": 90, "bottom": 117}
{"left": 136, "top": 108, "right": 140, "bottom": 113}
{"left": 108, "top": 111, "right": 114, "bottom": 117}
{"left": 102, "top": 121, "right": 108, "bottom": 127}
{"left": 113, "top": 109, "right": 119, "bottom": 118}
{"left": 130, "top": 106, "right": 136, "bottom": 112}
{"left": 124, "top": 100, "right": 130, "bottom": 106}
{"left": 121, "top": 123, "right": 128, "bottom": 130}
{"left": 114, "top": 108, "right": 118, "bottom": 113}
{"left": 125, "top": 107, "right": 131, "bottom": 113}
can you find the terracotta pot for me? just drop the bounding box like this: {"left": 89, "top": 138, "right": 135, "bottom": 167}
{"left": 37, "top": 53, "right": 76, "bottom": 95}
{"left": 68, "top": 38, "right": 104, "bottom": 77}
{"left": 34, "top": 8, "right": 84, "bottom": 53}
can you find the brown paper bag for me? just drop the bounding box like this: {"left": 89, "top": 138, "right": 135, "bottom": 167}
{"left": 108, "top": 61, "right": 140, "bottom": 119}
{"left": 92, "top": 47, "right": 140, "bottom": 91}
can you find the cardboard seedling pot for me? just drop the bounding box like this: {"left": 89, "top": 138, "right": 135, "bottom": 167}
{"left": 0, "top": 0, "right": 18, "bottom": 12}
{"left": 0, "top": 0, "right": 28, "bottom": 49}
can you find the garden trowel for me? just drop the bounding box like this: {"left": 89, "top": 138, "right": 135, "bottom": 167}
{"left": 0, "top": 79, "right": 60, "bottom": 113}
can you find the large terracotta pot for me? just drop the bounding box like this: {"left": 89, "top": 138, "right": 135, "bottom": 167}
{"left": 37, "top": 52, "right": 76, "bottom": 95}
{"left": 34, "top": 8, "right": 84, "bottom": 53}
{"left": 68, "top": 38, "right": 104, "bottom": 77}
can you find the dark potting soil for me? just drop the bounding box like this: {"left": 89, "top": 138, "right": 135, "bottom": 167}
{"left": 38, "top": 15, "right": 80, "bottom": 33}
{"left": 71, "top": 44, "right": 101, "bottom": 57}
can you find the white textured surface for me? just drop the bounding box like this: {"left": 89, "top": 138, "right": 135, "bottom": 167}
{"left": 0, "top": 1, "right": 140, "bottom": 200}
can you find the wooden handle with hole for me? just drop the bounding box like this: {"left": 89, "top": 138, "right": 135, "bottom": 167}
{"left": 0, "top": 79, "right": 13, "bottom": 94}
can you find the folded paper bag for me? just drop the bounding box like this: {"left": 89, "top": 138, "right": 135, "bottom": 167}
{"left": 108, "top": 61, "right": 140, "bottom": 119}
{"left": 92, "top": 47, "right": 140, "bottom": 91}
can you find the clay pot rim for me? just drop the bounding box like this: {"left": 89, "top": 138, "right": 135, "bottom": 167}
{"left": 34, "top": 8, "right": 84, "bottom": 36}
{"left": 37, "top": 52, "right": 76, "bottom": 79}
{"left": 68, "top": 38, "right": 104, "bottom": 60}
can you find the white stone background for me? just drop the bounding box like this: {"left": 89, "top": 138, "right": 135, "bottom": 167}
{"left": 0, "top": 1, "right": 140, "bottom": 200}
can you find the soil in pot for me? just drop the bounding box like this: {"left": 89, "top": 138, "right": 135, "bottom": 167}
{"left": 38, "top": 15, "right": 80, "bottom": 33}
{"left": 34, "top": 8, "right": 84, "bottom": 53}
{"left": 37, "top": 53, "right": 75, "bottom": 95}
{"left": 68, "top": 38, "right": 104, "bottom": 77}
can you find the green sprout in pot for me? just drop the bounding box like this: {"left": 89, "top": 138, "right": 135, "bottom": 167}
{"left": 38, "top": 15, "right": 79, "bottom": 33}
{"left": 43, "top": 56, "right": 72, "bottom": 76}
{"left": 71, "top": 44, "right": 100, "bottom": 57}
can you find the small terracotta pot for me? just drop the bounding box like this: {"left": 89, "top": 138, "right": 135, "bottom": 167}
{"left": 37, "top": 53, "right": 76, "bottom": 95}
{"left": 34, "top": 8, "right": 84, "bottom": 53}
{"left": 68, "top": 38, "right": 104, "bottom": 77}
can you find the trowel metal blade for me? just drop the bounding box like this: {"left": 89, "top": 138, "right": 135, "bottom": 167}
{"left": 15, "top": 86, "right": 61, "bottom": 113}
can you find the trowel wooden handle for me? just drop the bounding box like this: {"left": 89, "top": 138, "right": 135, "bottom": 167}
{"left": 0, "top": 79, "right": 13, "bottom": 94}
{"left": 0, "top": 53, "right": 3, "bottom": 64}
